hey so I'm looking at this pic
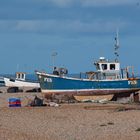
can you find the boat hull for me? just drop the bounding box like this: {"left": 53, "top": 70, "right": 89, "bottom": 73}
{"left": 41, "top": 88, "right": 140, "bottom": 96}
{"left": 4, "top": 77, "right": 40, "bottom": 88}
{"left": 36, "top": 72, "right": 140, "bottom": 98}
{"left": 74, "top": 95, "right": 114, "bottom": 102}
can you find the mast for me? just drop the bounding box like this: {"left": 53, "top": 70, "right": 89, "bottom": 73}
{"left": 114, "top": 29, "right": 120, "bottom": 62}
{"left": 52, "top": 52, "right": 58, "bottom": 69}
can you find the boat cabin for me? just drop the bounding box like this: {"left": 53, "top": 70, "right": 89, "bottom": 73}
{"left": 95, "top": 57, "right": 120, "bottom": 72}
{"left": 94, "top": 57, "right": 121, "bottom": 80}
{"left": 16, "top": 72, "right": 26, "bottom": 81}
{"left": 53, "top": 67, "right": 68, "bottom": 76}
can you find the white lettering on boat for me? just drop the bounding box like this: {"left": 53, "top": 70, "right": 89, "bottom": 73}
{"left": 44, "top": 78, "right": 52, "bottom": 82}
{"left": 128, "top": 80, "right": 137, "bottom": 85}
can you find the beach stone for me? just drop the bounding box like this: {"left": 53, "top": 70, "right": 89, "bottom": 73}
{"left": 7, "top": 87, "right": 19, "bottom": 93}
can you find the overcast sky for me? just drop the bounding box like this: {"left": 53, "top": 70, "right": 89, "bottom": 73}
{"left": 0, "top": 0, "right": 140, "bottom": 74}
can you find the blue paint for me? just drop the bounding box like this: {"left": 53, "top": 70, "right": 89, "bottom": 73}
{"left": 39, "top": 75, "right": 140, "bottom": 90}
{"left": 9, "top": 98, "right": 21, "bottom": 107}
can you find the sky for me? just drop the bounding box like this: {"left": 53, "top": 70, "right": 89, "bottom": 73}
{"left": 0, "top": 0, "right": 140, "bottom": 74}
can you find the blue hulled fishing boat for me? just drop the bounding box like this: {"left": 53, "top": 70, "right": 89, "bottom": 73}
{"left": 36, "top": 33, "right": 140, "bottom": 101}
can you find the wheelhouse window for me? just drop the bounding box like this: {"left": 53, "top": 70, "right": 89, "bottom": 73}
{"left": 18, "top": 74, "right": 20, "bottom": 79}
{"left": 22, "top": 74, "right": 24, "bottom": 79}
{"left": 96, "top": 63, "right": 100, "bottom": 70}
{"left": 110, "top": 64, "right": 115, "bottom": 70}
{"left": 101, "top": 64, "right": 107, "bottom": 70}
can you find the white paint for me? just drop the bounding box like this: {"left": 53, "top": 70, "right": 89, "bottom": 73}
{"left": 41, "top": 88, "right": 138, "bottom": 93}
{"left": 36, "top": 71, "right": 126, "bottom": 81}
{"left": 4, "top": 77, "right": 40, "bottom": 88}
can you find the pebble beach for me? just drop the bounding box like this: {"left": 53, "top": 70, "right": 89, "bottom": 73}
{"left": 0, "top": 88, "right": 140, "bottom": 140}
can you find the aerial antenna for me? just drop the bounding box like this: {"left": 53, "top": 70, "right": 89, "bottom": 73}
{"left": 114, "top": 29, "right": 120, "bottom": 62}
{"left": 51, "top": 52, "right": 58, "bottom": 68}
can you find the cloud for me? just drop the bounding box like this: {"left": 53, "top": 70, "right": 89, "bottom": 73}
{"left": 44, "top": 0, "right": 138, "bottom": 7}
{"left": 0, "top": 0, "right": 138, "bottom": 21}
{"left": 81, "top": 0, "right": 138, "bottom": 7}
{"left": 47, "top": 0, "right": 72, "bottom": 7}
{"left": 0, "top": 19, "right": 130, "bottom": 35}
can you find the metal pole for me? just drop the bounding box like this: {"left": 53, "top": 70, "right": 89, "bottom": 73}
{"left": 52, "top": 52, "right": 57, "bottom": 68}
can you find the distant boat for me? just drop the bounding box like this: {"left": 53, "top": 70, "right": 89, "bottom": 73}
{"left": 4, "top": 72, "right": 40, "bottom": 88}
{"left": 36, "top": 33, "right": 140, "bottom": 101}
{"left": 0, "top": 77, "right": 5, "bottom": 86}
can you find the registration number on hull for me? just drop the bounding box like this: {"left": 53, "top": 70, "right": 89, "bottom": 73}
{"left": 44, "top": 78, "right": 52, "bottom": 82}
{"left": 128, "top": 80, "right": 137, "bottom": 85}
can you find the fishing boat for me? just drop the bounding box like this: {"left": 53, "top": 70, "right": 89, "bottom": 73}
{"left": 36, "top": 33, "right": 140, "bottom": 101}
{"left": 4, "top": 72, "right": 40, "bottom": 88}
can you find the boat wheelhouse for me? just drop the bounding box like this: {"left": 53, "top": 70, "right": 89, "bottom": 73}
{"left": 4, "top": 72, "right": 40, "bottom": 88}
{"left": 88, "top": 57, "right": 121, "bottom": 80}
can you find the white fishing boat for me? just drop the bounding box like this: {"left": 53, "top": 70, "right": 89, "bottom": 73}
{"left": 4, "top": 72, "right": 40, "bottom": 88}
